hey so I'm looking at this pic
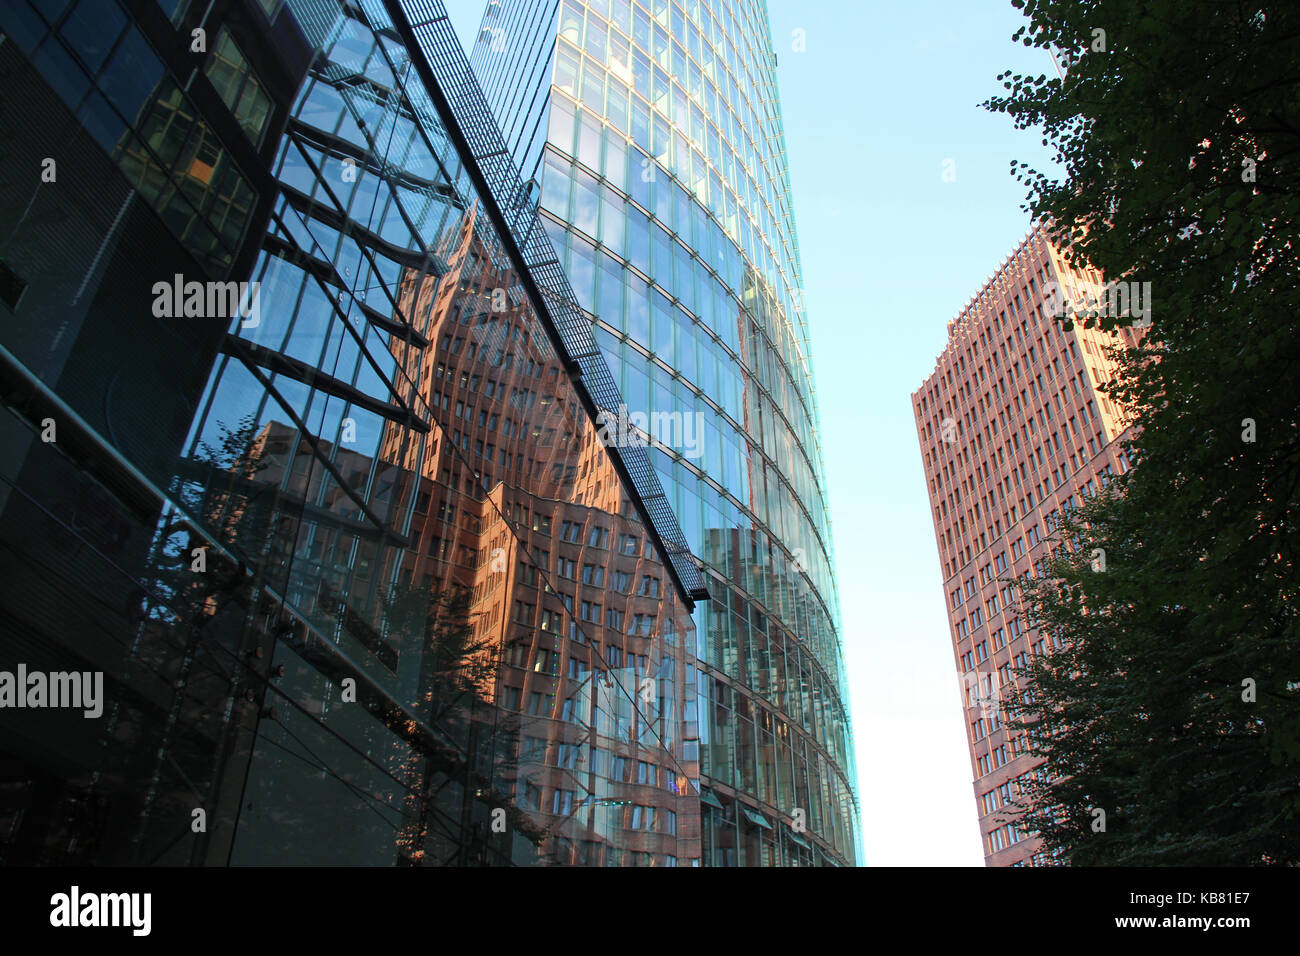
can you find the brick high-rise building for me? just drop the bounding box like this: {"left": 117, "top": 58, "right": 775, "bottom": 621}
{"left": 912, "top": 226, "right": 1140, "bottom": 866}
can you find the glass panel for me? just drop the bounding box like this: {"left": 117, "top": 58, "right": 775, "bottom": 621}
{"left": 0, "top": 0, "right": 703, "bottom": 867}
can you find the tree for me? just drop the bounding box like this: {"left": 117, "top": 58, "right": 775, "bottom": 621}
{"left": 986, "top": 0, "right": 1300, "bottom": 864}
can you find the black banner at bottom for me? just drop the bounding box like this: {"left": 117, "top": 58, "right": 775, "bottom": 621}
{"left": 0, "top": 865, "right": 1290, "bottom": 942}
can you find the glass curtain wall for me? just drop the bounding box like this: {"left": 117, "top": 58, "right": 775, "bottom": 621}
{"left": 0, "top": 0, "right": 698, "bottom": 866}
{"left": 471, "top": 0, "right": 857, "bottom": 865}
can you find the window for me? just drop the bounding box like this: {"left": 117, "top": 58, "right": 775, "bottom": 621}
{"left": 206, "top": 28, "right": 273, "bottom": 145}
{"left": 505, "top": 641, "right": 528, "bottom": 668}
{"left": 582, "top": 563, "right": 605, "bottom": 586}
{"left": 638, "top": 575, "right": 661, "bottom": 598}
{"left": 557, "top": 743, "right": 581, "bottom": 768}
{"left": 523, "top": 782, "right": 542, "bottom": 810}
{"left": 588, "top": 525, "right": 609, "bottom": 548}
{"left": 989, "top": 828, "right": 1006, "bottom": 853}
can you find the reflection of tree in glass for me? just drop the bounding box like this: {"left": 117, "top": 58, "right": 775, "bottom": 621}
{"left": 382, "top": 582, "right": 545, "bottom": 865}
{"left": 140, "top": 414, "right": 270, "bottom": 630}
{"left": 120, "top": 414, "right": 265, "bottom": 639}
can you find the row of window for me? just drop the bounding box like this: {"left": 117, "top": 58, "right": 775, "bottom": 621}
{"left": 988, "top": 822, "right": 1026, "bottom": 854}
{"left": 514, "top": 597, "right": 660, "bottom": 635}
{"left": 552, "top": 556, "right": 661, "bottom": 595}
{"left": 975, "top": 743, "right": 1013, "bottom": 778}
{"left": 526, "top": 782, "right": 677, "bottom": 833}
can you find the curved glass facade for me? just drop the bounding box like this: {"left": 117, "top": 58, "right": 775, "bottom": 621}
{"left": 472, "top": 0, "right": 858, "bottom": 864}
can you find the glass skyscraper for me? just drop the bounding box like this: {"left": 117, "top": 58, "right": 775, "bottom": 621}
{"left": 470, "top": 0, "right": 858, "bottom": 865}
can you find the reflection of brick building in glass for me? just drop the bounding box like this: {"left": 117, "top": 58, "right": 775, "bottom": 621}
{"left": 913, "top": 228, "right": 1140, "bottom": 866}
{"left": 375, "top": 202, "right": 698, "bottom": 864}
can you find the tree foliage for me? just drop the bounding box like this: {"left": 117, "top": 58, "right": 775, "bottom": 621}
{"left": 986, "top": 0, "right": 1300, "bottom": 864}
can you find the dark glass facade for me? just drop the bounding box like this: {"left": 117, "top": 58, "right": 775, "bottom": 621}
{"left": 470, "top": 0, "right": 858, "bottom": 865}
{"left": 0, "top": 0, "right": 701, "bottom": 865}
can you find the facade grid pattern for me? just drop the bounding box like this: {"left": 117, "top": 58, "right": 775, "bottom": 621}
{"left": 913, "top": 226, "right": 1141, "bottom": 866}
{"left": 471, "top": 0, "right": 858, "bottom": 865}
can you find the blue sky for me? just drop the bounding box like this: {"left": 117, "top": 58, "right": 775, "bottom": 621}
{"left": 441, "top": 0, "right": 1061, "bottom": 866}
